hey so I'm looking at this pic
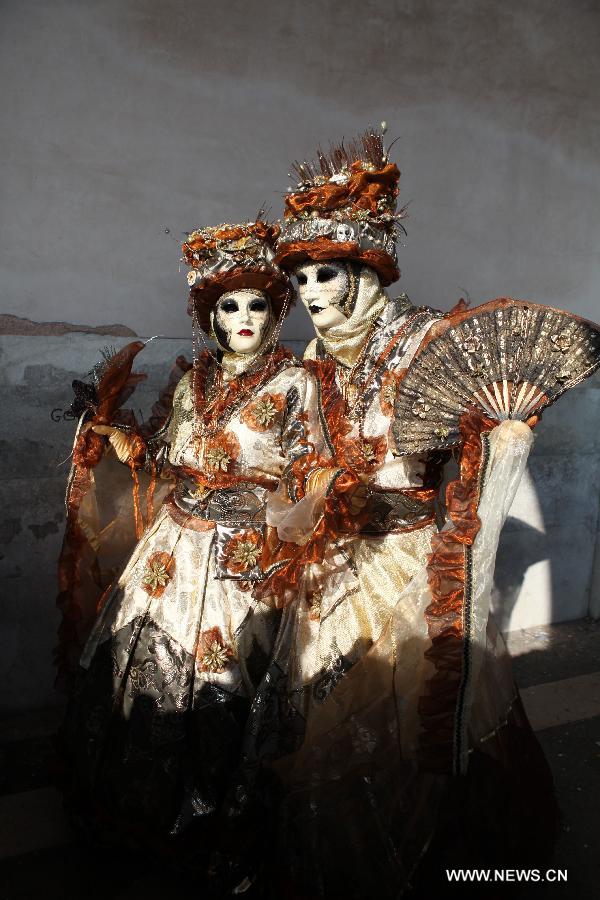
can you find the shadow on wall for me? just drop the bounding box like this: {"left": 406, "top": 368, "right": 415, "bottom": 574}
{"left": 493, "top": 516, "right": 547, "bottom": 631}
{"left": 491, "top": 372, "right": 600, "bottom": 631}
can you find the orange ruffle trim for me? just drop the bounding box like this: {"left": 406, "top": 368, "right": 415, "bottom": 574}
{"left": 256, "top": 450, "right": 367, "bottom": 609}
{"left": 284, "top": 161, "right": 399, "bottom": 219}
{"left": 417, "top": 410, "right": 498, "bottom": 773}
{"left": 57, "top": 344, "right": 189, "bottom": 688}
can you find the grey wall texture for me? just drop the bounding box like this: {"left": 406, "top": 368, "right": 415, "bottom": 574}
{"left": 1, "top": 0, "right": 600, "bottom": 712}
{"left": 1, "top": 0, "right": 599, "bottom": 339}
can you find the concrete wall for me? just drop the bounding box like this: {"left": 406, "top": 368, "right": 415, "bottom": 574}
{"left": 1, "top": 333, "right": 599, "bottom": 713}
{"left": 1, "top": 0, "right": 599, "bottom": 340}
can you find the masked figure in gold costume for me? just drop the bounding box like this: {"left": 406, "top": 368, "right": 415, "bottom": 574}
{"left": 216, "top": 132, "right": 600, "bottom": 899}
{"left": 58, "top": 220, "right": 336, "bottom": 866}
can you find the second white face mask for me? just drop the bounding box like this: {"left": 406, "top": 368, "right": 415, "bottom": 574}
{"left": 295, "top": 261, "right": 349, "bottom": 331}
{"left": 212, "top": 289, "right": 272, "bottom": 354}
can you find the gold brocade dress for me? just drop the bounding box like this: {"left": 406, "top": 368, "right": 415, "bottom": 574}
{"left": 285, "top": 296, "right": 442, "bottom": 706}
{"left": 61, "top": 347, "right": 326, "bottom": 861}
{"left": 228, "top": 297, "right": 560, "bottom": 900}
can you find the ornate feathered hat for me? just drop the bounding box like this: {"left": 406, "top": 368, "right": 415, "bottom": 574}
{"left": 275, "top": 128, "right": 405, "bottom": 285}
{"left": 182, "top": 219, "right": 293, "bottom": 332}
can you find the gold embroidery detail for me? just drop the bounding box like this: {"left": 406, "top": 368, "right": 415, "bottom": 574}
{"left": 230, "top": 540, "right": 261, "bottom": 570}
{"left": 205, "top": 446, "right": 231, "bottom": 471}
{"left": 362, "top": 442, "right": 378, "bottom": 464}
{"left": 201, "top": 640, "right": 231, "bottom": 673}
{"left": 197, "top": 626, "right": 234, "bottom": 673}
{"left": 142, "top": 559, "right": 170, "bottom": 592}
{"left": 253, "top": 396, "right": 278, "bottom": 427}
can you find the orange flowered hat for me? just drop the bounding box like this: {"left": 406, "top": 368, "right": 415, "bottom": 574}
{"left": 182, "top": 219, "right": 293, "bottom": 331}
{"left": 275, "top": 128, "right": 405, "bottom": 286}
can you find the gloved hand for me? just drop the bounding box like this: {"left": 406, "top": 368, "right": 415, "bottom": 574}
{"left": 91, "top": 424, "right": 134, "bottom": 463}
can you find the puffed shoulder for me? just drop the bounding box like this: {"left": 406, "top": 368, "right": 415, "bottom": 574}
{"left": 173, "top": 367, "right": 193, "bottom": 398}
{"left": 303, "top": 338, "right": 318, "bottom": 361}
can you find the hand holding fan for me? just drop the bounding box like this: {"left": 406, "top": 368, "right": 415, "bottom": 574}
{"left": 392, "top": 298, "right": 600, "bottom": 455}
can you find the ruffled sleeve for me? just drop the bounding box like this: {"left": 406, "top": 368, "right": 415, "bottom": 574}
{"left": 259, "top": 367, "right": 368, "bottom": 606}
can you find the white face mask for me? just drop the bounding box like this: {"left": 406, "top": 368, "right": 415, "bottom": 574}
{"left": 211, "top": 289, "right": 272, "bottom": 354}
{"left": 295, "top": 261, "right": 349, "bottom": 331}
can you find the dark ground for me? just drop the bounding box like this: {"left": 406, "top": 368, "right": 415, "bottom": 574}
{"left": 0, "top": 619, "right": 598, "bottom": 900}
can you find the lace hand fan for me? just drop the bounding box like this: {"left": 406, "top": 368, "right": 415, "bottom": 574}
{"left": 392, "top": 298, "right": 600, "bottom": 455}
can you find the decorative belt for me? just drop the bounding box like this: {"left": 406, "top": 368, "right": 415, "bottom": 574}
{"left": 361, "top": 488, "right": 437, "bottom": 535}
{"left": 170, "top": 478, "right": 269, "bottom": 525}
